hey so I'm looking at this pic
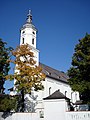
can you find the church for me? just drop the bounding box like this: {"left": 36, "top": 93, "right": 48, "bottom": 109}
{"left": 11, "top": 10, "right": 79, "bottom": 118}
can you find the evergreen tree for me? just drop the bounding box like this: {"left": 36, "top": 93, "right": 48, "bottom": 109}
{"left": 6, "top": 44, "right": 45, "bottom": 111}
{"left": 68, "top": 33, "right": 90, "bottom": 103}
{"left": 0, "top": 94, "right": 19, "bottom": 112}
{"left": 0, "top": 38, "right": 12, "bottom": 93}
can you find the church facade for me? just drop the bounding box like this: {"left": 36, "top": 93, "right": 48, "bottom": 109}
{"left": 12, "top": 10, "right": 79, "bottom": 118}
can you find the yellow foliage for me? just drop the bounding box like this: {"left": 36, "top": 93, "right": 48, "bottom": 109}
{"left": 6, "top": 44, "right": 46, "bottom": 94}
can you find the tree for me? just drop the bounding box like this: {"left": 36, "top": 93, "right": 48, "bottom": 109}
{"left": 6, "top": 44, "right": 45, "bottom": 111}
{"left": 0, "top": 38, "right": 13, "bottom": 93}
{"left": 0, "top": 94, "right": 19, "bottom": 112}
{"left": 68, "top": 33, "right": 90, "bottom": 104}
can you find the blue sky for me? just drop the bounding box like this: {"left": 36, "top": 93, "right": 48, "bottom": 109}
{"left": 0, "top": 0, "right": 90, "bottom": 93}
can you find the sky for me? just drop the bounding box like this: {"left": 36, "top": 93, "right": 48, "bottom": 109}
{"left": 0, "top": 0, "right": 90, "bottom": 93}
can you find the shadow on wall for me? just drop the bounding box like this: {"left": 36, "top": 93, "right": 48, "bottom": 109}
{"left": 0, "top": 112, "right": 13, "bottom": 119}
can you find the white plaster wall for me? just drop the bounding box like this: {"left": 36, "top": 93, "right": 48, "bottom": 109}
{"left": 42, "top": 77, "right": 76, "bottom": 101}
{"left": 44, "top": 99, "right": 66, "bottom": 120}
{"left": 31, "top": 47, "right": 39, "bottom": 66}
{"left": 66, "top": 111, "right": 90, "bottom": 120}
{"left": 43, "top": 77, "right": 79, "bottom": 103}
{"left": 12, "top": 113, "right": 39, "bottom": 120}
{"left": 0, "top": 112, "right": 39, "bottom": 120}
{"left": 20, "top": 26, "right": 39, "bottom": 66}
{"left": 34, "top": 76, "right": 79, "bottom": 113}
{"left": 44, "top": 77, "right": 70, "bottom": 98}
{"left": 20, "top": 28, "right": 36, "bottom": 48}
{"left": 71, "top": 91, "right": 80, "bottom": 103}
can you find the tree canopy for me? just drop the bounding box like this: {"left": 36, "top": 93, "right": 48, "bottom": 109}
{"left": 5, "top": 44, "right": 45, "bottom": 112}
{"left": 0, "top": 38, "right": 13, "bottom": 93}
{"left": 0, "top": 94, "right": 19, "bottom": 112}
{"left": 68, "top": 33, "right": 90, "bottom": 103}
{"left": 6, "top": 44, "right": 45, "bottom": 94}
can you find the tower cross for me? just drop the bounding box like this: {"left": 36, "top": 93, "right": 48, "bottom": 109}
{"left": 29, "top": 10, "right": 32, "bottom": 16}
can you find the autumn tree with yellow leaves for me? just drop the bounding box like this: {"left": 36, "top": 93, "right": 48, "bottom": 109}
{"left": 6, "top": 44, "right": 45, "bottom": 111}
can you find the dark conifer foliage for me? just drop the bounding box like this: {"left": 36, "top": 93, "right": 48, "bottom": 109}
{"left": 68, "top": 33, "right": 90, "bottom": 103}
{"left": 0, "top": 38, "right": 13, "bottom": 93}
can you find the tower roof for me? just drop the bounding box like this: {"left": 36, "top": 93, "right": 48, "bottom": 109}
{"left": 26, "top": 10, "right": 32, "bottom": 24}
{"left": 21, "top": 10, "right": 37, "bottom": 31}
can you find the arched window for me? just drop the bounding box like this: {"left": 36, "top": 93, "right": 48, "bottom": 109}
{"left": 32, "top": 38, "right": 34, "bottom": 45}
{"left": 22, "top": 38, "right": 24, "bottom": 44}
{"left": 65, "top": 91, "right": 67, "bottom": 97}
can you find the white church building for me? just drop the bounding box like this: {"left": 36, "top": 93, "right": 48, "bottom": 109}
{"left": 11, "top": 10, "right": 80, "bottom": 119}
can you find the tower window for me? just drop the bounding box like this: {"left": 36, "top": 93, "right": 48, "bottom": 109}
{"left": 22, "top": 38, "right": 24, "bottom": 44}
{"left": 32, "top": 38, "right": 34, "bottom": 45}
{"left": 22, "top": 31, "right": 25, "bottom": 34}
{"left": 32, "top": 31, "right": 35, "bottom": 35}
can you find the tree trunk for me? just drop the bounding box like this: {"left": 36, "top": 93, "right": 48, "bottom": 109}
{"left": 21, "top": 89, "right": 24, "bottom": 112}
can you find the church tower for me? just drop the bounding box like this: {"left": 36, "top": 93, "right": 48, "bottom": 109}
{"left": 10, "top": 11, "right": 39, "bottom": 96}
{"left": 20, "top": 10, "right": 39, "bottom": 66}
